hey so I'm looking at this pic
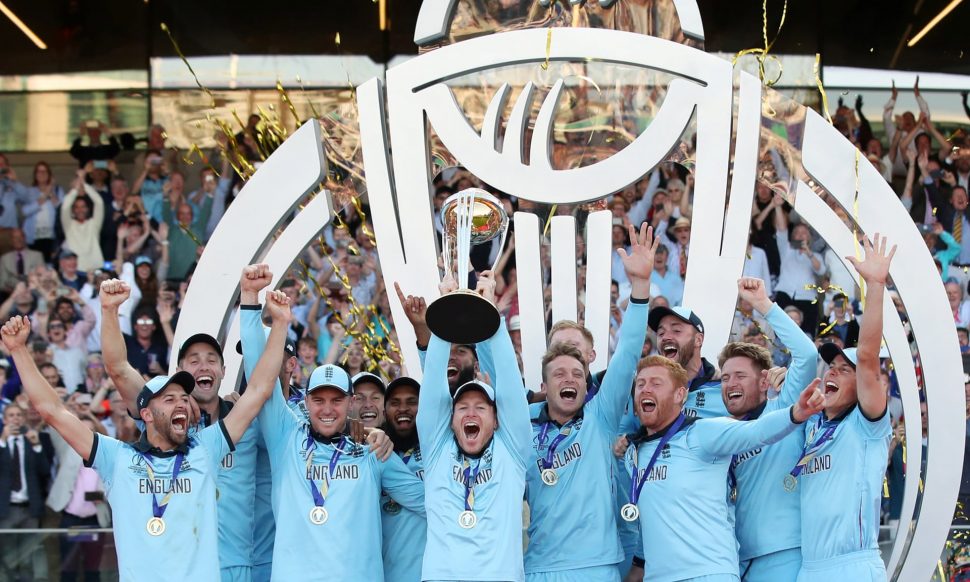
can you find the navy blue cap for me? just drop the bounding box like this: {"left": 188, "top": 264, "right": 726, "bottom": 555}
{"left": 136, "top": 372, "right": 195, "bottom": 413}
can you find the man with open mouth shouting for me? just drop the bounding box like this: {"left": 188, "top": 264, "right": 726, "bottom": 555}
{"left": 2, "top": 289, "right": 290, "bottom": 580}
{"left": 795, "top": 234, "right": 896, "bottom": 582}
{"left": 101, "top": 279, "right": 263, "bottom": 582}
{"left": 718, "top": 276, "right": 819, "bottom": 582}
{"left": 623, "top": 355, "right": 825, "bottom": 582}
{"left": 397, "top": 269, "right": 531, "bottom": 582}
{"left": 523, "top": 223, "right": 655, "bottom": 582}
{"left": 379, "top": 375, "right": 425, "bottom": 582}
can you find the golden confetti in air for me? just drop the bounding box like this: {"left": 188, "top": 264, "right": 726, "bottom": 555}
{"left": 731, "top": 0, "right": 787, "bottom": 87}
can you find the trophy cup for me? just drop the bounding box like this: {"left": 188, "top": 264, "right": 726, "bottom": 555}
{"left": 425, "top": 188, "right": 510, "bottom": 344}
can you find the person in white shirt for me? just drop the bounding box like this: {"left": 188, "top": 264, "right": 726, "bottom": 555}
{"left": 772, "top": 195, "right": 824, "bottom": 334}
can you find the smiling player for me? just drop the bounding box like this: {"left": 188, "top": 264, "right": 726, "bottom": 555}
{"left": 101, "top": 279, "right": 262, "bottom": 582}
{"left": 523, "top": 223, "right": 655, "bottom": 581}
{"left": 2, "top": 290, "right": 289, "bottom": 580}
{"left": 795, "top": 234, "right": 896, "bottom": 582}
{"left": 719, "top": 277, "right": 819, "bottom": 581}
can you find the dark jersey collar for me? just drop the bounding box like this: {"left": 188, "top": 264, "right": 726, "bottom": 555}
{"left": 384, "top": 422, "right": 419, "bottom": 453}
{"left": 688, "top": 358, "right": 717, "bottom": 392}
{"left": 199, "top": 398, "right": 233, "bottom": 428}
{"left": 740, "top": 401, "right": 768, "bottom": 421}
{"left": 132, "top": 431, "right": 190, "bottom": 457}
{"left": 532, "top": 402, "right": 584, "bottom": 428}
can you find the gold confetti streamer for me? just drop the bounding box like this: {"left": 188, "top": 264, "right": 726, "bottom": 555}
{"left": 541, "top": 28, "right": 553, "bottom": 71}
{"left": 813, "top": 53, "right": 833, "bottom": 124}
{"left": 731, "top": 0, "right": 787, "bottom": 87}
{"left": 159, "top": 23, "right": 216, "bottom": 108}
{"left": 852, "top": 149, "right": 866, "bottom": 309}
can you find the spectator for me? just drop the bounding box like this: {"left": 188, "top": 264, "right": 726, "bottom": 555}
{"left": 0, "top": 404, "right": 51, "bottom": 580}
{"left": 0, "top": 230, "right": 44, "bottom": 296}
{"left": 658, "top": 216, "right": 691, "bottom": 280}
{"left": 41, "top": 308, "right": 92, "bottom": 393}
{"left": 0, "top": 153, "right": 33, "bottom": 230}
{"left": 22, "top": 161, "right": 64, "bottom": 262}
{"left": 131, "top": 150, "right": 170, "bottom": 223}
{"left": 69, "top": 120, "right": 120, "bottom": 167}
{"left": 919, "top": 222, "right": 961, "bottom": 278}
{"left": 946, "top": 279, "right": 970, "bottom": 328}
{"left": 884, "top": 79, "right": 930, "bottom": 180}
{"left": 46, "top": 411, "right": 109, "bottom": 582}
{"left": 772, "top": 194, "right": 825, "bottom": 334}
{"left": 132, "top": 123, "right": 179, "bottom": 174}
{"left": 61, "top": 169, "right": 106, "bottom": 273}
{"left": 162, "top": 177, "right": 211, "bottom": 281}
{"left": 124, "top": 307, "right": 168, "bottom": 376}
{"left": 188, "top": 161, "right": 232, "bottom": 242}
{"left": 823, "top": 293, "right": 860, "bottom": 347}
{"left": 100, "top": 175, "right": 131, "bottom": 262}
{"left": 650, "top": 244, "right": 683, "bottom": 305}
{"left": 742, "top": 242, "right": 773, "bottom": 296}
{"left": 57, "top": 250, "right": 88, "bottom": 291}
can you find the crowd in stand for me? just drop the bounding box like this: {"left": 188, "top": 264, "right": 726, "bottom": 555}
{"left": 0, "top": 84, "right": 966, "bottom": 580}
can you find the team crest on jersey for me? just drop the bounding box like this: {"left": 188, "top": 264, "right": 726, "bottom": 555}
{"left": 661, "top": 444, "right": 671, "bottom": 459}
{"left": 128, "top": 454, "right": 192, "bottom": 476}
{"left": 695, "top": 392, "right": 706, "bottom": 408}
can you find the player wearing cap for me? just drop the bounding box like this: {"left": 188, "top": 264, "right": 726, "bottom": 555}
{"left": 719, "top": 277, "right": 819, "bottom": 581}
{"left": 0, "top": 291, "right": 290, "bottom": 580}
{"left": 523, "top": 224, "right": 655, "bottom": 582}
{"left": 398, "top": 270, "right": 531, "bottom": 582}
{"left": 100, "top": 279, "right": 261, "bottom": 582}
{"left": 257, "top": 361, "right": 424, "bottom": 580}
{"left": 380, "top": 376, "right": 426, "bottom": 582}
{"left": 353, "top": 372, "right": 386, "bottom": 428}
{"left": 796, "top": 235, "right": 896, "bottom": 581}
{"left": 622, "top": 356, "right": 825, "bottom": 582}
{"left": 648, "top": 305, "right": 726, "bottom": 418}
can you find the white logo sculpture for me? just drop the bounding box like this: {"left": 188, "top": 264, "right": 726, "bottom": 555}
{"left": 173, "top": 1, "right": 962, "bottom": 579}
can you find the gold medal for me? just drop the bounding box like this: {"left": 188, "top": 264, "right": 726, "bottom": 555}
{"left": 458, "top": 510, "right": 477, "bottom": 529}
{"left": 783, "top": 474, "right": 797, "bottom": 492}
{"left": 146, "top": 517, "right": 166, "bottom": 536}
{"left": 620, "top": 503, "right": 640, "bottom": 522}
{"left": 540, "top": 468, "right": 559, "bottom": 486}
{"left": 309, "top": 506, "right": 329, "bottom": 525}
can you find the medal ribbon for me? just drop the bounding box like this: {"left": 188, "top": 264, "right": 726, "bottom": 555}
{"left": 629, "top": 413, "right": 686, "bottom": 507}
{"left": 305, "top": 435, "right": 346, "bottom": 509}
{"left": 141, "top": 452, "right": 185, "bottom": 520}
{"left": 401, "top": 447, "right": 415, "bottom": 465}
{"left": 461, "top": 456, "right": 481, "bottom": 512}
{"left": 788, "top": 418, "right": 838, "bottom": 479}
{"left": 538, "top": 420, "right": 575, "bottom": 470}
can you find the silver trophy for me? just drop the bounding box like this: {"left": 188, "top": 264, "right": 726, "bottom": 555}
{"left": 426, "top": 188, "right": 509, "bottom": 344}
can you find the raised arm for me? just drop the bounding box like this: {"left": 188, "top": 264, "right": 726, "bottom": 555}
{"left": 740, "top": 277, "right": 819, "bottom": 406}
{"left": 694, "top": 379, "right": 825, "bottom": 459}
{"left": 99, "top": 280, "right": 146, "bottom": 413}
{"left": 1, "top": 316, "right": 93, "bottom": 460}
{"left": 224, "top": 290, "right": 290, "bottom": 444}
{"left": 845, "top": 234, "right": 896, "bottom": 419}
{"left": 403, "top": 281, "right": 452, "bottom": 455}
{"left": 593, "top": 224, "right": 654, "bottom": 428}
{"left": 472, "top": 272, "right": 531, "bottom": 462}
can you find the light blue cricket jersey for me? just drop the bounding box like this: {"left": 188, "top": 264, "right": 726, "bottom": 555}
{"left": 524, "top": 299, "right": 647, "bottom": 575}
{"left": 86, "top": 423, "right": 232, "bottom": 581}
{"left": 258, "top": 384, "right": 425, "bottom": 581}
{"left": 239, "top": 305, "right": 309, "bottom": 578}
{"left": 732, "top": 304, "right": 818, "bottom": 561}
{"left": 134, "top": 399, "right": 258, "bottom": 571}
{"left": 381, "top": 443, "right": 426, "bottom": 582}
{"left": 623, "top": 408, "right": 802, "bottom": 582}
{"left": 798, "top": 405, "right": 891, "bottom": 562}
{"left": 419, "top": 320, "right": 532, "bottom": 582}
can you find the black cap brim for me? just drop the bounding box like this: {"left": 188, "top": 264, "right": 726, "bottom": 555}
{"left": 352, "top": 372, "right": 387, "bottom": 393}
{"left": 819, "top": 343, "right": 855, "bottom": 368}
{"left": 136, "top": 370, "right": 195, "bottom": 413}
{"left": 178, "top": 333, "right": 224, "bottom": 364}
{"left": 386, "top": 377, "right": 420, "bottom": 397}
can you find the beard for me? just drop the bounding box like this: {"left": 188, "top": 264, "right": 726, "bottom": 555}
{"left": 448, "top": 364, "right": 478, "bottom": 393}
{"left": 152, "top": 413, "right": 188, "bottom": 446}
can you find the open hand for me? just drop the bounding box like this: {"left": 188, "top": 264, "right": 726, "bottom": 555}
{"left": 845, "top": 233, "right": 896, "bottom": 285}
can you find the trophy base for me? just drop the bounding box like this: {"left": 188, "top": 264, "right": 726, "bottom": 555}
{"left": 426, "top": 289, "right": 501, "bottom": 345}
